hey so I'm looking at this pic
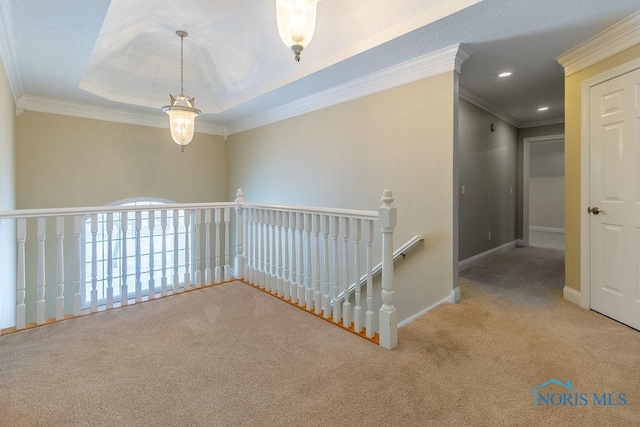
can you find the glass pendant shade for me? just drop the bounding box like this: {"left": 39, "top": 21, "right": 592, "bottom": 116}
{"left": 276, "top": 0, "right": 318, "bottom": 61}
{"left": 163, "top": 94, "right": 201, "bottom": 150}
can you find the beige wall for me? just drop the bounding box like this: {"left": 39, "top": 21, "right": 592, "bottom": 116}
{"left": 0, "top": 60, "right": 16, "bottom": 328}
{"left": 565, "top": 44, "right": 640, "bottom": 292}
{"left": 227, "top": 72, "right": 457, "bottom": 322}
{"left": 15, "top": 112, "right": 228, "bottom": 323}
{"left": 16, "top": 111, "right": 228, "bottom": 209}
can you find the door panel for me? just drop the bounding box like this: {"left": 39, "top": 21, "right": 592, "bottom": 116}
{"left": 589, "top": 68, "right": 640, "bottom": 330}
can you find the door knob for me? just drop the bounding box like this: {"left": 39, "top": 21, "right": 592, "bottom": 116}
{"left": 588, "top": 206, "right": 602, "bottom": 215}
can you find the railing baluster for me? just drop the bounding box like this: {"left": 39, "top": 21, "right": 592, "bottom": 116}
{"left": 322, "top": 215, "right": 330, "bottom": 318}
{"left": 74, "top": 216, "right": 82, "bottom": 315}
{"left": 90, "top": 214, "right": 98, "bottom": 313}
{"left": 106, "top": 213, "right": 114, "bottom": 309}
{"left": 205, "top": 209, "right": 212, "bottom": 285}
{"left": 135, "top": 211, "right": 142, "bottom": 303}
{"left": 235, "top": 189, "right": 245, "bottom": 279}
{"left": 353, "top": 219, "right": 362, "bottom": 332}
{"left": 16, "top": 218, "right": 26, "bottom": 330}
{"left": 283, "top": 211, "right": 290, "bottom": 300}
{"left": 224, "top": 207, "right": 231, "bottom": 280}
{"left": 173, "top": 209, "right": 180, "bottom": 293}
{"left": 365, "top": 220, "right": 374, "bottom": 338}
{"left": 342, "top": 217, "right": 351, "bottom": 328}
{"left": 55, "top": 216, "right": 65, "bottom": 321}
{"left": 289, "top": 212, "right": 297, "bottom": 303}
{"left": 148, "top": 210, "right": 156, "bottom": 299}
{"left": 184, "top": 210, "right": 192, "bottom": 290}
{"left": 331, "top": 216, "right": 340, "bottom": 323}
{"left": 194, "top": 210, "right": 202, "bottom": 287}
{"left": 214, "top": 208, "right": 221, "bottom": 282}
{"left": 266, "top": 211, "right": 272, "bottom": 293}
{"left": 161, "top": 210, "right": 168, "bottom": 297}
{"left": 305, "top": 213, "right": 313, "bottom": 310}
{"left": 247, "top": 208, "right": 256, "bottom": 285}
{"left": 270, "top": 211, "right": 277, "bottom": 294}
{"left": 36, "top": 217, "right": 47, "bottom": 324}
{"left": 255, "top": 209, "right": 264, "bottom": 289}
{"left": 297, "top": 212, "right": 305, "bottom": 307}
{"left": 313, "top": 214, "right": 321, "bottom": 314}
{"left": 276, "top": 211, "right": 284, "bottom": 297}
{"left": 121, "top": 212, "right": 129, "bottom": 306}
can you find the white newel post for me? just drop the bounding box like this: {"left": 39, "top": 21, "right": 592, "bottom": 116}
{"left": 276, "top": 211, "right": 284, "bottom": 297}
{"left": 205, "top": 209, "right": 212, "bottom": 285}
{"left": 121, "top": 212, "right": 129, "bottom": 304}
{"left": 55, "top": 217, "right": 65, "bottom": 321}
{"left": 134, "top": 211, "right": 142, "bottom": 303}
{"left": 234, "top": 189, "right": 245, "bottom": 279}
{"left": 378, "top": 189, "right": 397, "bottom": 350}
{"left": 161, "top": 210, "right": 168, "bottom": 296}
{"left": 214, "top": 209, "right": 221, "bottom": 282}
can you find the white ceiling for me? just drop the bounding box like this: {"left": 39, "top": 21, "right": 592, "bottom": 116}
{"left": 1, "top": 0, "right": 639, "bottom": 134}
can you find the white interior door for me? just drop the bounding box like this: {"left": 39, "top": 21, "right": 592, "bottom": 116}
{"left": 589, "top": 67, "right": 640, "bottom": 330}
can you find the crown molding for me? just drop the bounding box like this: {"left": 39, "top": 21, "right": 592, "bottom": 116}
{"left": 556, "top": 10, "right": 640, "bottom": 76}
{"left": 0, "top": 0, "right": 24, "bottom": 105}
{"left": 226, "top": 43, "right": 472, "bottom": 135}
{"left": 16, "top": 95, "right": 225, "bottom": 136}
{"left": 519, "top": 118, "right": 565, "bottom": 129}
{"left": 459, "top": 86, "right": 520, "bottom": 127}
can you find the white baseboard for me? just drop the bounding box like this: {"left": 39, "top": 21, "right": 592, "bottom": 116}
{"left": 517, "top": 239, "right": 526, "bottom": 247}
{"left": 398, "top": 293, "right": 454, "bottom": 328}
{"left": 458, "top": 240, "right": 518, "bottom": 272}
{"left": 530, "top": 226, "right": 565, "bottom": 234}
{"left": 452, "top": 287, "right": 461, "bottom": 303}
{"left": 563, "top": 286, "right": 581, "bottom": 306}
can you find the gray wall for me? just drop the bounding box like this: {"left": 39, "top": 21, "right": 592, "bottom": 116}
{"left": 458, "top": 98, "right": 518, "bottom": 261}
{"left": 0, "top": 60, "right": 16, "bottom": 328}
{"left": 529, "top": 141, "right": 564, "bottom": 229}
{"left": 517, "top": 124, "right": 565, "bottom": 238}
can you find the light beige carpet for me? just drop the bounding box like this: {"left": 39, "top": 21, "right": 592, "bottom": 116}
{"left": 1, "top": 246, "right": 639, "bottom": 426}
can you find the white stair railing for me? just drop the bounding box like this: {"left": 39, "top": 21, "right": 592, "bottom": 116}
{"left": 242, "top": 189, "right": 398, "bottom": 349}
{"left": 0, "top": 189, "right": 398, "bottom": 349}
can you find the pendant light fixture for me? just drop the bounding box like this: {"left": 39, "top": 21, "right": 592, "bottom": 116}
{"left": 276, "top": 0, "right": 318, "bottom": 62}
{"left": 162, "top": 30, "right": 201, "bottom": 151}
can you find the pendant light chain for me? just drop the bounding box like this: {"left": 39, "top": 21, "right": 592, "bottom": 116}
{"left": 180, "top": 34, "right": 184, "bottom": 95}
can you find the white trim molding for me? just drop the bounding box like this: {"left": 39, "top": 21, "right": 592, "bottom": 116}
{"left": 16, "top": 95, "right": 225, "bottom": 136}
{"left": 580, "top": 57, "right": 640, "bottom": 310}
{"left": 556, "top": 11, "right": 640, "bottom": 76}
{"left": 398, "top": 292, "right": 456, "bottom": 328}
{"left": 563, "top": 287, "right": 581, "bottom": 306}
{"left": 529, "top": 226, "right": 565, "bottom": 234}
{"left": 519, "top": 118, "right": 565, "bottom": 129}
{"left": 522, "top": 134, "right": 565, "bottom": 247}
{"left": 226, "top": 43, "right": 472, "bottom": 135}
{"left": 0, "top": 0, "right": 24, "bottom": 105}
{"left": 459, "top": 86, "right": 520, "bottom": 127}
{"left": 458, "top": 240, "right": 518, "bottom": 272}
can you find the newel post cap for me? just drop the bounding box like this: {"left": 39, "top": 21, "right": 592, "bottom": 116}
{"left": 235, "top": 188, "right": 245, "bottom": 206}
{"left": 378, "top": 189, "right": 397, "bottom": 229}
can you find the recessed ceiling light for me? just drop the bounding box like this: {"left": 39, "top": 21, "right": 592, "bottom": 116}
{"left": 537, "top": 106, "right": 550, "bottom": 111}
{"left": 498, "top": 72, "right": 512, "bottom": 78}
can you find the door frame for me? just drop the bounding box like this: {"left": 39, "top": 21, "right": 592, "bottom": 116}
{"left": 522, "top": 134, "right": 565, "bottom": 247}
{"left": 580, "top": 57, "right": 640, "bottom": 309}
